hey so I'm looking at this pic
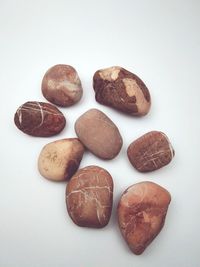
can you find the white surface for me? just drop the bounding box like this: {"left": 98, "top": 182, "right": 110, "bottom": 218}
{"left": 0, "top": 0, "right": 199, "bottom": 266}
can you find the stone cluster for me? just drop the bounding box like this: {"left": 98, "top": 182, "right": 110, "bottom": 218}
{"left": 14, "top": 65, "right": 175, "bottom": 255}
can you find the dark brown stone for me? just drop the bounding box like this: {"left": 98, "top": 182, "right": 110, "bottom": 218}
{"left": 14, "top": 101, "right": 66, "bottom": 137}
{"left": 127, "top": 131, "right": 175, "bottom": 172}
{"left": 93, "top": 66, "right": 151, "bottom": 116}
{"left": 66, "top": 165, "right": 113, "bottom": 228}
{"left": 118, "top": 181, "right": 171, "bottom": 254}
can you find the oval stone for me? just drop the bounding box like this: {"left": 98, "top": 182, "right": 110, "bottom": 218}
{"left": 127, "top": 131, "right": 175, "bottom": 172}
{"left": 118, "top": 181, "right": 171, "bottom": 255}
{"left": 75, "top": 108, "right": 123, "bottom": 159}
{"left": 38, "top": 138, "right": 84, "bottom": 181}
{"left": 93, "top": 66, "right": 151, "bottom": 116}
{"left": 66, "top": 165, "right": 113, "bottom": 228}
{"left": 41, "top": 64, "right": 83, "bottom": 107}
{"left": 14, "top": 101, "right": 66, "bottom": 137}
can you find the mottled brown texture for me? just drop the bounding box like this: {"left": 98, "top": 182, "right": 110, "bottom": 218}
{"left": 127, "top": 131, "right": 175, "bottom": 172}
{"left": 38, "top": 138, "right": 84, "bottom": 181}
{"left": 93, "top": 66, "right": 151, "bottom": 116}
{"left": 75, "top": 108, "right": 123, "bottom": 159}
{"left": 118, "top": 181, "right": 171, "bottom": 255}
{"left": 42, "top": 64, "right": 83, "bottom": 107}
{"left": 14, "top": 101, "right": 66, "bottom": 137}
{"left": 66, "top": 165, "right": 113, "bottom": 228}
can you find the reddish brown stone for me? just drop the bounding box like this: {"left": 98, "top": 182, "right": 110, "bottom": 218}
{"left": 42, "top": 64, "right": 83, "bottom": 107}
{"left": 127, "top": 131, "right": 175, "bottom": 172}
{"left": 14, "top": 101, "right": 66, "bottom": 137}
{"left": 118, "top": 181, "right": 171, "bottom": 254}
{"left": 66, "top": 165, "right": 113, "bottom": 228}
{"left": 93, "top": 66, "right": 151, "bottom": 116}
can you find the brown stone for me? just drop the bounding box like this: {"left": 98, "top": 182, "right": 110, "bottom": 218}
{"left": 118, "top": 181, "right": 171, "bottom": 255}
{"left": 42, "top": 64, "right": 83, "bottom": 107}
{"left": 93, "top": 66, "right": 151, "bottom": 116}
{"left": 14, "top": 101, "right": 66, "bottom": 137}
{"left": 127, "top": 131, "right": 175, "bottom": 172}
{"left": 66, "top": 165, "right": 113, "bottom": 228}
{"left": 38, "top": 138, "right": 84, "bottom": 181}
{"left": 75, "top": 108, "right": 123, "bottom": 159}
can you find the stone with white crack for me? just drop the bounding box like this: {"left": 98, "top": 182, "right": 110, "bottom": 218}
{"left": 38, "top": 138, "right": 84, "bottom": 181}
{"left": 127, "top": 131, "right": 175, "bottom": 172}
{"left": 93, "top": 66, "right": 151, "bottom": 116}
{"left": 14, "top": 101, "right": 66, "bottom": 137}
{"left": 66, "top": 165, "right": 113, "bottom": 228}
{"left": 42, "top": 64, "right": 83, "bottom": 107}
{"left": 118, "top": 181, "right": 171, "bottom": 255}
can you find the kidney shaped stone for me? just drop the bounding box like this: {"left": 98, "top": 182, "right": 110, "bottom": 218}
{"left": 75, "top": 108, "right": 123, "bottom": 159}
{"left": 66, "top": 165, "right": 113, "bottom": 228}
{"left": 127, "top": 131, "right": 175, "bottom": 172}
{"left": 14, "top": 101, "right": 66, "bottom": 137}
{"left": 118, "top": 181, "right": 171, "bottom": 255}
{"left": 93, "top": 66, "right": 151, "bottom": 116}
{"left": 38, "top": 138, "right": 84, "bottom": 181}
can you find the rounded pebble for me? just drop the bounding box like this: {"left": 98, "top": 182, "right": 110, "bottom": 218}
{"left": 42, "top": 64, "right": 83, "bottom": 107}
{"left": 75, "top": 108, "right": 123, "bottom": 159}
{"left": 127, "top": 131, "right": 175, "bottom": 172}
{"left": 93, "top": 66, "right": 151, "bottom": 116}
{"left": 14, "top": 101, "right": 66, "bottom": 137}
{"left": 38, "top": 138, "right": 84, "bottom": 181}
{"left": 66, "top": 165, "right": 113, "bottom": 228}
{"left": 118, "top": 181, "right": 171, "bottom": 254}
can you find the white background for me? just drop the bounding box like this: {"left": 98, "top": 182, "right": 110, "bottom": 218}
{"left": 0, "top": 0, "right": 199, "bottom": 266}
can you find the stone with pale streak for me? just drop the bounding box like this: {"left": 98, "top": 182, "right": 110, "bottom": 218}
{"left": 93, "top": 66, "right": 151, "bottom": 116}
{"left": 118, "top": 181, "right": 171, "bottom": 254}
{"left": 42, "top": 64, "right": 83, "bottom": 107}
{"left": 127, "top": 131, "right": 175, "bottom": 172}
{"left": 66, "top": 165, "right": 113, "bottom": 228}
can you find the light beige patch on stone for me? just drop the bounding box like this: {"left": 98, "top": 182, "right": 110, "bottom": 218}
{"left": 99, "top": 66, "right": 121, "bottom": 81}
{"left": 123, "top": 78, "right": 149, "bottom": 115}
{"left": 38, "top": 141, "right": 73, "bottom": 181}
{"left": 47, "top": 79, "right": 56, "bottom": 90}
{"left": 47, "top": 78, "right": 82, "bottom": 102}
